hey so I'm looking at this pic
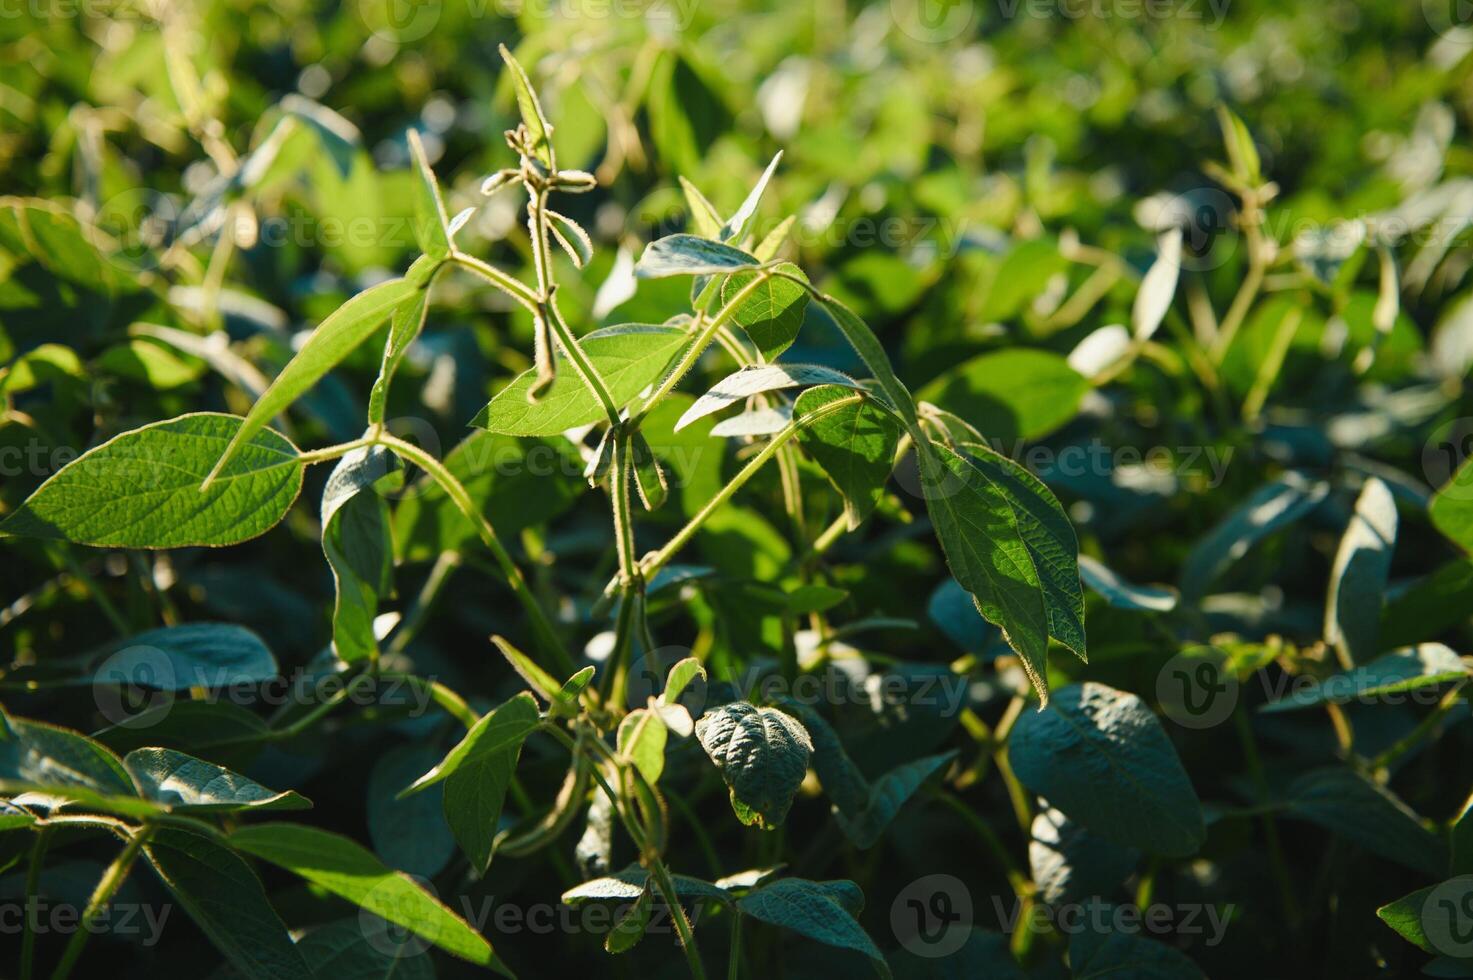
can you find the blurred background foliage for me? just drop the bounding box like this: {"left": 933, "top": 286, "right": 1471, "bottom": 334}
{"left": 3, "top": 0, "right": 1473, "bottom": 976}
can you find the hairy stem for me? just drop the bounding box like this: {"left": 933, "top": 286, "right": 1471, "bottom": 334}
{"left": 50, "top": 826, "right": 152, "bottom": 980}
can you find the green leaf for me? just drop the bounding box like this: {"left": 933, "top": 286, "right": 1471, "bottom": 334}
{"left": 812, "top": 293, "right": 920, "bottom": 430}
{"left": 604, "top": 883, "right": 652, "bottom": 953}
{"left": 679, "top": 364, "right": 860, "bottom": 431}
{"left": 736, "top": 878, "right": 890, "bottom": 978}
{"left": 142, "top": 827, "right": 312, "bottom": 980}
{"left": 1377, "top": 878, "right": 1473, "bottom": 956}
{"left": 406, "top": 129, "right": 451, "bottom": 260}
{"left": 721, "top": 151, "right": 783, "bottom": 244}
{"left": 1030, "top": 806, "right": 1140, "bottom": 906}
{"left": 494, "top": 634, "right": 563, "bottom": 702}
{"left": 795, "top": 385, "right": 902, "bottom": 530}
{"left": 695, "top": 701, "right": 813, "bottom": 829}
{"left": 97, "top": 338, "right": 204, "bottom": 389}
{"left": 401, "top": 692, "right": 539, "bottom": 795}
{"left": 1069, "top": 924, "right": 1205, "bottom": 979}
{"left": 786, "top": 583, "right": 849, "bottom": 614}
{"left": 630, "top": 430, "right": 669, "bottom": 511}
{"left": 0, "top": 714, "right": 139, "bottom": 803}
{"left": 618, "top": 708, "right": 668, "bottom": 785}
{"left": 204, "top": 278, "right": 416, "bottom": 485}
{"left": 0, "top": 413, "right": 303, "bottom": 549}
{"left": 230, "top": 822, "right": 505, "bottom": 970}
{"left": 833, "top": 752, "right": 956, "bottom": 849}
{"left": 321, "top": 447, "right": 394, "bottom": 664}
{"left": 917, "top": 350, "right": 1087, "bottom": 442}
{"left": 93, "top": 700, "right": 269, "bottom": 771}
{"left": 124, "top": 748, "right": 309, "bottom": 812}
{"left": 919, "top": 443, "right": 1050, "bottom": 699}
{"left": 1260, "top": 643, "right": 1468, "bottom": 712}
{"left": 663, "top": 657, "right": 706, "bottom": 705}
{"left": 562, "top": 866, "right": 729, "bottom": 906}
{"left": 392, "top": 430, "right": 582, "bottom": 560}
{"left": 1284, "top": 767, "right": 1447, "bottom": 876}
{"left": 1008, "top": 682, "right": 1205, "bottom": 857}
{"left": 635, "top": 235, "right": 761, "bottom": 278}
{"left": 1431, "top": 456, "right": 1473, "bottom": 553}
{"left": 91, "top": 622, "right": 278, "bottom": 689}
{"left": 1216, "top": 103, "right": 1262, "bottom": 184}
{"left": 367, "top": 743, "right": 456, "bottom": 879}
{"left": 1131, "top": 228, "right": 1182, "bottom": 342}
{"left": 1178, "top": 471, "right": 1328, "bottom": 599}
{"left": 442, "top": 732, "right": 523, "bottom": 875}
{"left": 1377, "top": 883, "right": 1440, "bottom": 953}
{"left": 1077, "top": 556, "right": 1178, "bottom": 612}
{"left": 499, "top": 43, "right": 554, "bottom": 169}
{"left": 367, "top": 272, "right": 433, "bottom": 425}
{"left": 546, "top": 209, "right": 593, "bottom": 268}
{"left": 472, "top": 324, "right": 688, "bottom": 436}
{"left": 297, "top": 918, "right": 435, "bottom": 980}
{"left": 554, "top": 666, "right": 597, "bottom": 716}
{"left": 1325, "top": 477, "right": 1398, "bottom": 666}
{"left": 679, "top": 177, "right": 723, "bottom": 239}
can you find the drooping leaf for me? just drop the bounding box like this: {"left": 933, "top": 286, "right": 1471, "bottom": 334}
{"left": 205, "top": 278, "right": 416, "bottom": 484}
{"left": 230, "top": 822, "right": 505, "bottom": 970}
{"left": 401, "top": 692, "right": 539, "bottom": 795}
{"left": 795, "top": 385, "right": 901, "bottom": 530}
{"left": 124, "top": 748, "right": 309, "bottom": 812}
{"left": 1325, "top": 477, "right": 1398, "bottom": 666}
{"left": 442, "top": 732, "right": 523, "bottom": 875}
{"left": 736, "top": 878, "right": 890, "bottom": 978}
{"left": 1283, "top": 767, "right": 1447, "bottom": 876}
{"left": 695, "top": 701, "right": 813, "bottom": 829}
{"left": 833, "top": 751, "right": 956, "bottom": 849}
{"left": 722, "top": 264, "right": 810, "bottom": 360}
{"left": 321, "top": 446, "right": 394, "bottom": 664}
{"left": 1178, "top": 471, "right": 1329, "bottom": 598}
{"left": 678, "top": 364, "right": 859, "bottom": 431}
{"left": 1008, "top": 682, "right": 1205, "bottom": 857}
{"left": 1260, "top": 643, "right": 1468, "bottom": 712}
{"left": 546, "top": 209, "right": 593, "bottom": 268}
{"left": 0, "top": 414, "right": 303, "bottom": 549}
{"left": 604, "top": 883, "right": 652, "bottom": 953}
{"left": 635, "top": 235, "right": 761, "bottom": 278}
{"left": 142, "top": 827, "right": 313, "bottom": 980}
{"left": 90, "top": 622, "right": 278, "bottom": 689}
{"left": 472, "top": 325, "right": 688, "bottom": 436}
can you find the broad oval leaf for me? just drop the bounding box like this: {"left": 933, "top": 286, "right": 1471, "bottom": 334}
{"left": 1260, "top": 643, "right": 1468, "bottom": 713}
{"left": 124, "top": 747, "right": 309, "bottom": 812}
{"left": 1008, "top": 682, "right": 1205, "bottom": 857}
{"left": 723, "top": 263, "right": 810, "bottom": 359}
{"left": 473, "top": 324, "right": 688, "bottom": 436}
{"left": 142, "top": 827, "right": 312, "bottom": 980}
{"left": 204, "top": 277, "right": 416, "bottom": 485}
{"left": 230, "top": 822, "right": 505, "bottom": 970}
{"left": 298, "top": 918, "right": 435, "bottom": 980}
{"left": 695, "top": 701, "right": 813, "bottom": 829}
{"left": 678, "top": 364, "right": 859, "bottom": 431}
{"left": 0, "top": 413, "right": 303, "bottom": 549}
{"left": 636, "top": 234, "right": 761, "bottom": 278}
{"left": 796, "top": 385, "right": 901, "bottom": 530}
{"left": 1030, "top": 806, "right": 1140, "bottom": 906}
{"left": 618, "top": 707, "right": 668, "bottom": 785}
{"left": 0, "top": 714, "right": 138, "bottom": 801}
{"left": 367, "top": 743, "right": 455, "bottom": 878}
{"left": 91, "top": 622, "right": 278, "bottom": 689}
{"left": 1324, "top": 477, "right": 1398, "bottom": 666}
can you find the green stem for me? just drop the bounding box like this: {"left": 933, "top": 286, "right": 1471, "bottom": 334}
{"left": 375, "top": 432, "right": 574, "bottom": 676}
{"left": 1234, "top": 709, "right": 1298, "bottom": 928}
{"left": 648, "top": 855, "right": 708, "bottom": 980}
{"left": 50, "top": 826, "right": 152, "bottom": 980}
{"left": 1371, "top": 680, "right": 1467, "bottom": 771}
{"left": 727, "top": 912, "right": 743, "bottom": 980}
{"left": 385, "top": 550, "right": 460, "bottom": 659}
{"left": 449, "top": 250, "right": 540, "bottom": 312}
{"left": 20, "top": 828, "right": 50, "bottom": 980}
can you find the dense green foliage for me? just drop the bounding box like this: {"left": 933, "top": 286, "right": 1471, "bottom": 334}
{"left": 3, "top": 2, "right": 1473, "bottom": 977}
